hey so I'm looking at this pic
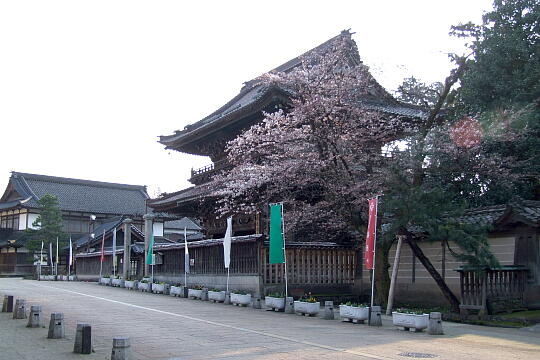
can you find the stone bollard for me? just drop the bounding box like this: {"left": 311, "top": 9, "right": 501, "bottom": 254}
{"left": 284, "top": 297, "right": 295, "bottom": 314}
{"left": 252, "top": 296, "right": 262, "bottom": 309}
{"left": 224, "top": 291, "right": 231, "bottom": 305}
{"left": 74, "top": 323, "right": 92, "bottom": 354}
{"left": 111, "top": 336, "right": 133, "bottom": 360}
{"left": 13, "top": 299, "right": 27, "bottom": 319}
{"left": 48, "top": 312, "right": 65, "bottom": 339}
{"left": 368, "top": 306, "right": 382, "bottom": 326}
{"left": 27, "top": 305, "right": 42, "bottom": 328}
{"left": 2, "top": 295, "right": 14, "bottom": 313}
{"left": 323, "top": 301, "right": 334, "bottom": 320}
{"left": 201, "top": 288, "right": 209, "bottom": 301}
{"left": 428, "top": 312, "right": 444, "bottom": 335}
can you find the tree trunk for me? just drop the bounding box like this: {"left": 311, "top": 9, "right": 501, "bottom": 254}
{"left": 405, "top": 236, "right": 460, "bottom": 313}
{"left": 374, "top": 238, "right": 393, "bottom": 307}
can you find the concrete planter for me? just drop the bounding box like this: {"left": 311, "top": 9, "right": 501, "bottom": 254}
{"left": 265, "top": 296, "right": 285, "bottom": 311}
{"left": 392, "top": 312, "right": 429, "bottom": 331}
{"left": 152, "top": 283, "right": 170, "bottom": 294}
{"left": 99, "top": 277, "right": 111, "bottom": 286}
{"left": 124, "top": 280, "right": 138, "bottom": 290}
{"left": 39, "top": 275, "right": 48, "bottom": 281}
{"left": 339, "top": 305, "right": 369, "bottom": 323}
{"left": 60, "top": 275, "right": 68, "bottom": 281}
{"left": 47, "top": 275, "right": 55, "bottom": 281}
{"left": 111, "top": 278, "right": 124, "bottom": 287}
{"left": 68, "top": 275, "right": 76, "bottom": 281}
{"left": 138, "top": 282, "right": 150, "bottom": 292}
{"left": 208, "top": 291, "right": 226, "bottom": 303}
{"left": 231, "top": 293, "right": 251, "bottom": 306}
{"left": 170, "top": 286, "right": 184, "bottom": 297}
{"left": 188, "top": 289, "right": 203, "bottom": 299}
{"left": 294, "top": 301, "right": 320, "bottom": 316}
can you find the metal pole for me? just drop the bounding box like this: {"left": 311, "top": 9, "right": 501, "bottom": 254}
{"left": 226, "top": 267, "right": 230, "bottom": 292}
{"left": 281, "top": 203, "right": 288, "bottom": 298}
{"left": 370, "top": 195, "right": 379, "bottom": 307}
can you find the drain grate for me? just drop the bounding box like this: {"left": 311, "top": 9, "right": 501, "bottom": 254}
{"left": 399, "top": 352, "right": 438, "bottom": 358}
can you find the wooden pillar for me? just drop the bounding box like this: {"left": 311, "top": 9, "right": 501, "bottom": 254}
{"left": 122, "top": 218, "right": 132, "bottom": 280}
{"left": 143, "top": 214, "right": 154, "bottom": 277}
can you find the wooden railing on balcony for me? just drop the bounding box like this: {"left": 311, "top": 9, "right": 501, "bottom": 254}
{"left": 190, "top": 159, "right": 229, "bottom": 185}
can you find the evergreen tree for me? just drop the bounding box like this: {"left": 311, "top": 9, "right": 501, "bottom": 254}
{"left": 25, "top": 194, "right": 66, "bottom": 254}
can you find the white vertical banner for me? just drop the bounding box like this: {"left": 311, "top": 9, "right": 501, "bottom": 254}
{"left": 112, "top": 227, "right": 117, "bottom": 276}
{"left": 223, "top": 216, "right": 232, "bottom": 269}
{"left": 69, "top": 237, "right": 73, "bottom": 266}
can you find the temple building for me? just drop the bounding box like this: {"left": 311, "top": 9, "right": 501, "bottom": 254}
{"left": 147, "top": 31, "right": 426, "bottom": 296}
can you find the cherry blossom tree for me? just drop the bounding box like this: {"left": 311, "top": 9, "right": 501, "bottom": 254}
{"left": 212, "top": 34, "right": 514, "bottom": 311}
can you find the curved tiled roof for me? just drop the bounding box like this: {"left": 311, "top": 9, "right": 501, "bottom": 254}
{"left": 2, "top": 172, "right": 150, "bottom": 216}
{"left": 159, "top": 30, "right": 427, "bottom": 154}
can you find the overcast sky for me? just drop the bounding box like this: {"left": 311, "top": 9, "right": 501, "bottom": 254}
{"left": 0, "top": 0, "right": 494, "bottom": 198}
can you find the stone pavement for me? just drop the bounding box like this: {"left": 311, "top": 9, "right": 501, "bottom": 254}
{"left": 1, "top": 278, "right": 539, "bottom": 360}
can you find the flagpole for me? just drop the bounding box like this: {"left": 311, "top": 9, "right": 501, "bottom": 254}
{"left": 56, "top": 237, "right": 59, "bottom": 276}
{"left": 68, "top": 237, "right": 72, "bottom": 277}
{"left": 281, "top": 203, "right": 288, "bottom": 298}
{"left": 370, "top": 195, "right": 379, "bottom": 308}
{"left": 184, "top": 228, "right": 188, "bottom": 288}
{"left": 39, "top": 241, "right": 43, "bottom": 280}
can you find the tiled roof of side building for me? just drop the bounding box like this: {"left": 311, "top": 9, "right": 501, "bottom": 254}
{"left": 4, "top": 172, "right": 149, "bottom": 216}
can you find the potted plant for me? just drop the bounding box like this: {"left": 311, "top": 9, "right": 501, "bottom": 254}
{"left": 265, "top": 293, "right": 286, "bottom": 311}
{"left": 170, "top": 284, "right": 184, "bottom": 297}
{"left": 111, "top": 276, "right": 124, "bottom": 287}
{"left": 99, "top": 275, "right": 111, "bottom": 286}
{"left": 230, "top": 290, "right": 252, "bottom": 306}
{"left": 188, "top": 285, "right": 204, "bottom": 299}
{"left": 208, "top": 289, "right": 226, "bottom": 303}
{"left": 124, "top": 279, "right": 138, "bottom": 290}
{"left": 392, "top": 308, "right": 429, "bottom": 331}
{"left": 339, "top": 302, "right": 369, "bottom": 323}
{"left": 152, "top": 282, "right": 170, "bottom": 294}
{"left": 294, "top": 296, "right": 320, "bottom": 316}
{"left": 138, "top": 278, "right": 151, "bottom": 292}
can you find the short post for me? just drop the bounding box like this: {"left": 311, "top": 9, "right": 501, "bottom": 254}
{"left": 13, "top": 299, "right": 27, "bottom": 319}
{"left": 368, "top": 306, "right": 382, "bottom": 326}
{"left": 81, "top": 324, "right": 92, "bottom": 354}
{"left": 47, "top": 312, "right": 65, "bottom": 339}
{"left": 201, "top": 288, "right": 209, "bottom": 301}
{"left": 74, "top": 323, "right": 91, "bottom": 353}
{"left": 111, "top": 336, "right": 133, "bottom": 360}
{"left": 181, "top": 286, "right": 189, "bottom": 298}
{"left": 323, "top": 301, "right": 334, "bottom": 320}
{"left": 2, "top": 295, "right": 14, "bottom": 313}
{"left": 27, "top": 305, "right": 42, "bottom": 328}
{"left": 252, "top": 295, "right": 262, "bottom": 309}
{"left": 284, "top": 296, "right": 295, "bottom": 314}
{"left": 428, "top": 312, "right": 444, "bottom": 335}
{"left": 224, "top": 291, "right": 231, "bottom": 305}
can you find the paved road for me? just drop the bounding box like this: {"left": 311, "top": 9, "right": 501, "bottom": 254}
{"left": 1, "top": 278, "right": 539, "bottom": 360}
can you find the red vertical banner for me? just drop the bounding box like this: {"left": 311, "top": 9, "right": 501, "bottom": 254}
{"left": 364, "top": 197, "right": 378, "bottom": 269}
{"left": 100, "top": 229, "right": 105, "bottom": 263}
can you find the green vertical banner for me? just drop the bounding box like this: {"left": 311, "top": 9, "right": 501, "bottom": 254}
{"left": 269, "top": 203, "right": 285, "bottom": 264}
{"left": 146, "top": 232, "right": 154, "bottom": 265}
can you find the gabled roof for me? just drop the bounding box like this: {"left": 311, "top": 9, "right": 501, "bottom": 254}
{"left": 1, "top": 172, "right": 150, "bottom": 216}
{"left": 159, "top": 30, "right": 427, "bottom": 155}
{"left": 165, "top": 217, "right": 201, "bottom": 231}
{"left": 74, "top": 216, "right": 145, "bottom": 249}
